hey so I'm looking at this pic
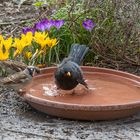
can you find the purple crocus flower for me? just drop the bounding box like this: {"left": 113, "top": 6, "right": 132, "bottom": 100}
{"left": 53, "top": 20, "right": 65, "bottom": 30}
{"left": 43, "top": 19, "right": 54, "bottom": 31}
{"left": 34, "top": 19, "right": 54, "bottom": 31}
{"left": 34, "top": 21, "right": 46, "bottom": 32}
{"left": 82, "top": 19, "right": 96, "bottom": 32}
{"left": 22, "top": 27, "right": 35, "bottom": 34}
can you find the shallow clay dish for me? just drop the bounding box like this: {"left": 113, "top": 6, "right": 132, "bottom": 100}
{"left": 24, "top": 66, "right": 140, "bottom": 120}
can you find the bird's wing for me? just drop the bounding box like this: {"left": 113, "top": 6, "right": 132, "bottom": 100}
{"left": 59, "top": 57, "right": 72, "bottom": 68}
{"left": 70, "top": 62, "right": 88, "bottom": 88}
{"left": 0, "top": 71, "right": 28, "bottom": 86}
{"left": 0, "top": 60, "right": 27, "bottom": 72}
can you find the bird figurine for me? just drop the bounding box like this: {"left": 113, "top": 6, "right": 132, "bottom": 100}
{"left": 54, "top": 44, "right": 89, "bottom": 90}
{"left": 0, "top": 60, "right": 27, "bottom": 76}
{"left": 0, "top": 66, "right": 40, "bottom": 93}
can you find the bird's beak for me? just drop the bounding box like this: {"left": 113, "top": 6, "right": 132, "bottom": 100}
{"left": 66, "top": 72, "right": 71, "bottom": 77}
{"left": 32, "top": 71, "right": 36, "bottom": 77}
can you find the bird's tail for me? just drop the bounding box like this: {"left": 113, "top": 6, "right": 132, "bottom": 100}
{"left": 68, "top": 44, "right": 89, "bottom": 65}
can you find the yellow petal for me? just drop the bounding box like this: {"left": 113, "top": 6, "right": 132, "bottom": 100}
{"left": 24, "top": 51, "right": 33, "bottom": 59}
{"left": 0, "top": 35, "right": 4, "bottom": 43}
{"left": 47, "top": 38, "right": 58, "bottom": 48}
{"left": 34, "top": 31, "right": 48, "bottom": 49}
{"left": 3, "top": 37, "right": 13, "bottom": 50}
{"left": 0, "top": 50, "right": 9, "bottom": 60}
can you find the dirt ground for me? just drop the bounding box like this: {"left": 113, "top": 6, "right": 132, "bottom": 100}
{"left": 0, "top": 88, "right": 140, "bottom": 140}
{"left": 0, "top": 0, "right": 140, "bottom": 140}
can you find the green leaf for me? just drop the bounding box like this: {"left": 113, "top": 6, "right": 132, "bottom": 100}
{"left": 33, "top": 1, "right": 45, "bottom": 7}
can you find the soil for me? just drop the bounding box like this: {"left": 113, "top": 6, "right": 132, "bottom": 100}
{"left": 0, "top": 0, "right": 140, "bottom": 140}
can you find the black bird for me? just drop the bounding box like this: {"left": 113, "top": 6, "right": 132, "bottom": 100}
{"left": 54, "top": 44, "right": 89, "bottom": 90}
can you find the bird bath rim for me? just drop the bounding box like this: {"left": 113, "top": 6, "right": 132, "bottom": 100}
{"left": 23, "top": 66, "right": 140, "bottom": 111}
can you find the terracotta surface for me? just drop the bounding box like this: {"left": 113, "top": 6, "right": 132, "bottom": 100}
{"left": 24, "top": 66, "right": 140, "bottom": 120}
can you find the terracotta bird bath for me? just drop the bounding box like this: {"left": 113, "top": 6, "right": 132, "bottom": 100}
{"left": 23, "top": 66, "right": 140, "bottom": 121}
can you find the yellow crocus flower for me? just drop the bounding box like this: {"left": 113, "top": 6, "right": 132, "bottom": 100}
{"left": 21, "top": 32, "right": 33, "bottom": 46}
{"left": 13, "top": 38, "right": 24, "bottom": 56}
{"left": 2, "top": 36, "right": 13, "bottom": 50}
{"left": 34, "top": 31, "right": 49, "bottom": 50}
{"left": 47, "top": 38, "right": 58, "bottom": 48}
{"left": 13, "top": 32, "right": 33, "bottom": 57}
{"left": 0, "top": 40, "right": 9, "bottom": 61}
{"left": 34, "top": 31, "right": 57, "bottom": 51}
{"left": 0, "top": 50, "right": 9, "bottom": 60}
{"left": 24, "top": 51, "right": 33, "bottom": 59}
{"left": 0, "top": 35, "right": 12, "bottom": 60}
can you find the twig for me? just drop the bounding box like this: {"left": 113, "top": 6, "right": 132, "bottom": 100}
{"left": 0, "top": 19, "right": 34, "bottom": 26}
{"left": 10, "top": 26, "right": 19, "bottom": 34}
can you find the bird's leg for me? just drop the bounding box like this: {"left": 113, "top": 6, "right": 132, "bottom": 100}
{"left": 55, "top": 85, "right": 74, "bottom": 95}
{"left": 58, "top": 89, "right": 74, "bottom": 96}
{"left": 83, "top": 80, "right": 89, "bottom": 89}
{"left": 74, "top": 84, "right": 90, "bottom": 95}
{"left": 83, "top": 85, "right": 90, "bottom": 93}
{"left": 56, "top": 86, "right": 60, "bottom": 90}
{"left": 78, "top": 79, "right": 89, "bottom": 89}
